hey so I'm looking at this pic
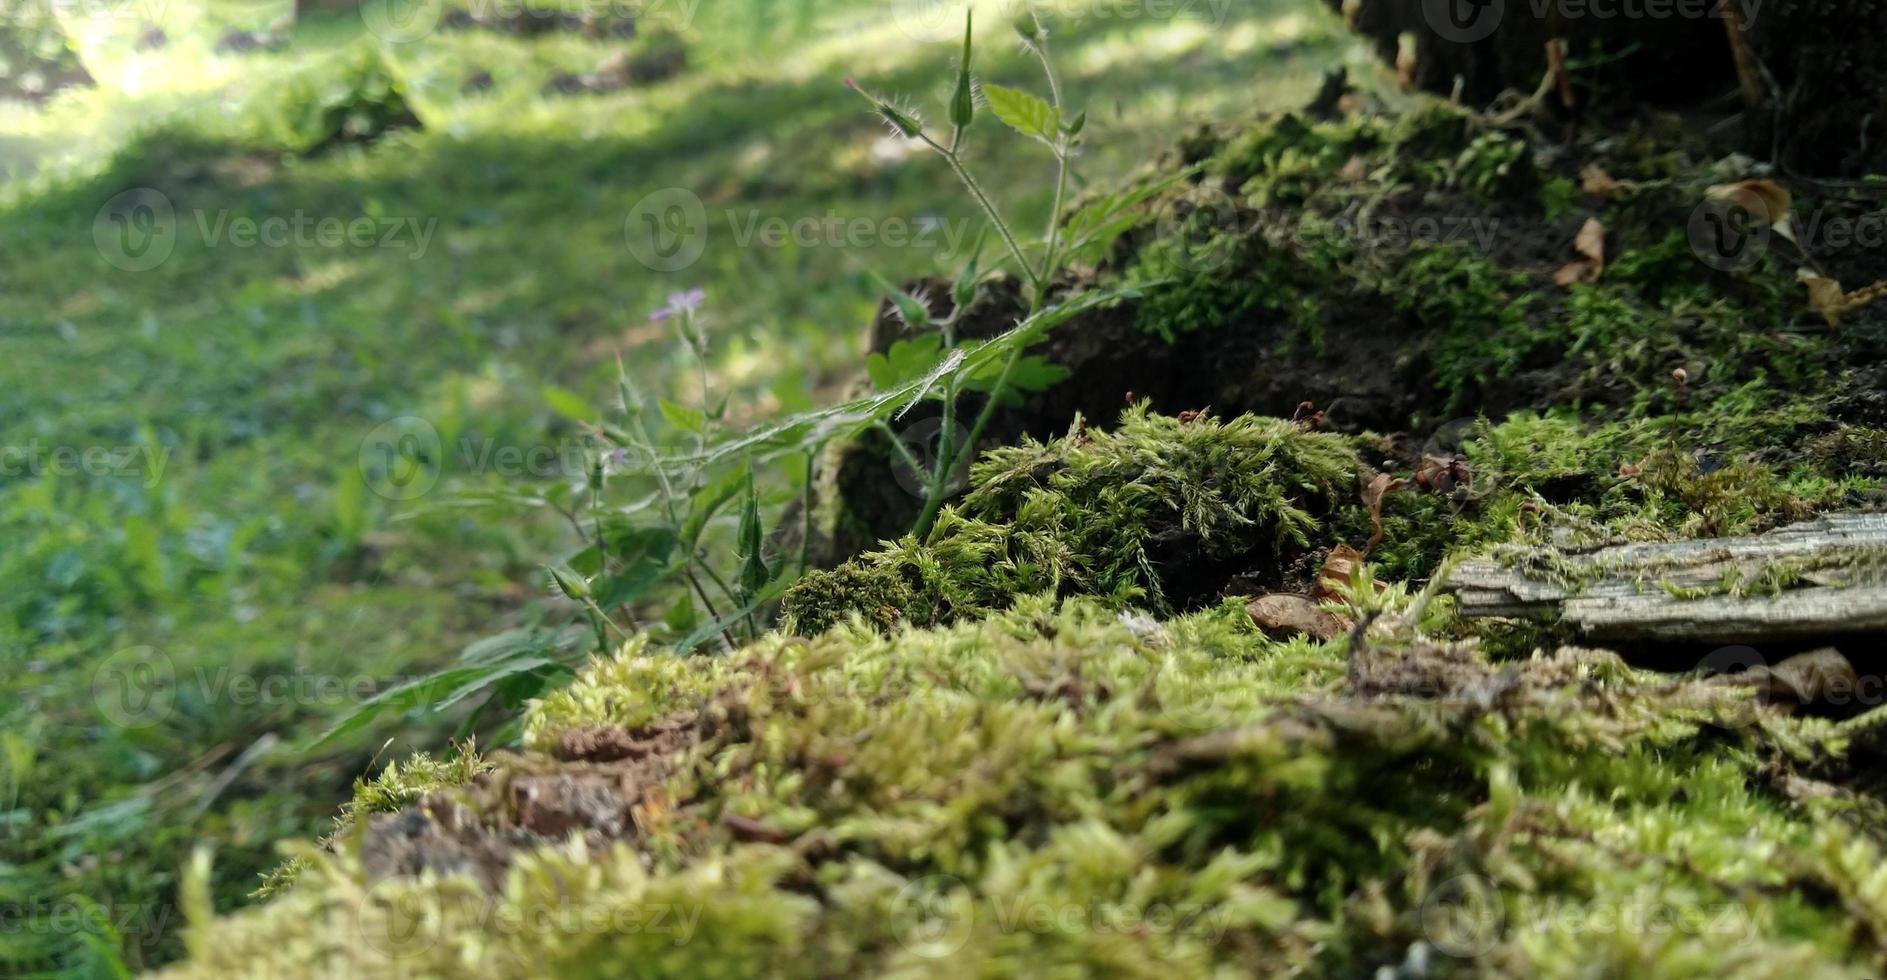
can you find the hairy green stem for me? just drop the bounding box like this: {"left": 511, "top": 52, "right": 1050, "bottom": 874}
{"left": 920, "top": 133, "right": 1039, "bottom": 292}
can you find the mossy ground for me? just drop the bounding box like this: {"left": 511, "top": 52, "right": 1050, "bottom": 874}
{"left": 46, "top": 4, "right": 1887, "bottom": 976}
{"left": 158, "top": 590, "right": 1887, "bottom": 978}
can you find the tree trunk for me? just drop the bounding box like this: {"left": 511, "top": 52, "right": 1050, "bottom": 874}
{"left": 1329, "top": 0, "right": 1887, "bottom": 175}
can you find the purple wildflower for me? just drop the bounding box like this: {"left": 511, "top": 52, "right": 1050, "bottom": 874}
{"left": 651, "top": 288, "right": 706, "bottom": 322}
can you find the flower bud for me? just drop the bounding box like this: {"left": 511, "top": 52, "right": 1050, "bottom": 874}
{"left": 547, "top": 565, "right": 591, "bottom": 600}
{"left": 950, "top": 10, "right": 975, "bottom": 129}
{"left": 1013, "top": 8, "right": 1044, "bottom": 46}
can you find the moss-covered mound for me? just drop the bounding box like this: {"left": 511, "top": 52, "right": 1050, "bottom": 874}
{"left": 819, "top": 100, "right": 1887, "bottom": 558}
{"left": 158, "top": 591, "right": 1887, "bottom": 978}
{"left": 790, "top": 403, "right": 1883, "bottom": 642}
{"left": 785, "top": 406, "right": 1360, "bottom": 634}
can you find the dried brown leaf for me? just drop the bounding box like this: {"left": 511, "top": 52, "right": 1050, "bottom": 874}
{"left": 1706, "top": 179, "right": 1795, "bottom": 242}
{"left": 1798, "top": 267, "right": 1847, "bottom": 326}
{"left": 1362, "top": 472, "right": 1404, "bottom": 554}
{"left": 1247, "top": 593, "right": 1352, "bottom": 642}
{"left": 1315, "top": 544, "right": 1369, "bottom": 602}
{"left": 1579, "top": 164, "right": 1620, "bottom": 198}
{"left": 1554, "top": 217, "right": 1606, "bottom": 287}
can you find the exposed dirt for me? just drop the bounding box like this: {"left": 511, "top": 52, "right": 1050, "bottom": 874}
{"left": 361, "top": 719, "right": 699, "bottom": 886}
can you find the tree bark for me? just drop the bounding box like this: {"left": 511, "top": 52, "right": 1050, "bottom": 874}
{"left": 1328, "top": 0, "right": 1887, "bottom": 175}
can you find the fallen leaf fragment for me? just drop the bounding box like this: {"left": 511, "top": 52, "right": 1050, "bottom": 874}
{"left": 1580, "top": 164, "right": 1620, "bottom": 198}
{"left": 1315, "top": 545, "right": 1370, "bottom": 602}
{"left": 1705, "top": 179, "right": 1795, "bottom": 242}
{"left": 1798, "top": 267, "right": 1887, "bottom": 327}
{"left": 1361, "top": 472, "right": 1405, "bottom": 554}
{"left": 1720, "top": 648, "right": 1856, "bottom": 710}
{"left": 1554, "top": 217, "right": 1607, "bottom": 286}
{"left": 1247, "top": 593, "right": 1352, "bottom": 642}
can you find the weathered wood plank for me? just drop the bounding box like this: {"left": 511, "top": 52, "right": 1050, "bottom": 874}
{"left": 1450, "top": 513, "right": 1887, "bottom": 643}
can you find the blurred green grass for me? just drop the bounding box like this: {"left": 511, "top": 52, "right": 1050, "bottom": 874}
{"left": 0, "top": 0, "right": 1361, "bottom": 972}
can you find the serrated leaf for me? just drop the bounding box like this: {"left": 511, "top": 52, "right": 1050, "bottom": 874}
{"left": 983, "top": 83, "right": 1056, "bottom": 142}
{"left": 866, "top": 335, "right": 946, "bottom": 390}
{"left": 965, "top": 354, "right": 1070, "bottom": 406}
{"left": 1061, "top": 166, "right": 1197, "bottom": 262}
{"left": 658, "top": 399, "right": 706, "bottom": 434}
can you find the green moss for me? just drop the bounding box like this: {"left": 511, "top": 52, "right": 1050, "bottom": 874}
{"left": 1349, "top": 398, "right": 1882, "bottom": 583}
{"left": 254, "top": 742, "right": 488, "bottom": 899}
{"left": 158, "top": 596, "right": 1887, "bottom": 978}
{"left": 783, "top": 407, "right": 1361, "bottom": 631}
{"left": 1215, "top": 113, "right": 1387, "bottom": 204}
{"left": 1389, "top": 246, "right": 1539, "bottom": 405}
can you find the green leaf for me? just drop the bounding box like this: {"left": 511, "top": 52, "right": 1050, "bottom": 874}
{"left": 965, "top": 354, "right": 1070, "bottom": 405}
{"left": 679, "top": 465, "right": 750, "bottom": 548}
{"left": 672, "top": 572, "right": 794, "bottom": 654}
{"left": 592, "top": 526, "right": 678, "bottom": 607}
{"left": 865, "top": 335, "right": 946, "bottom": 391}
{"left": 303, "top": 665, "right": 499, "bottom": 750}
{"left": 982, "top": 83, "right": 1056, "bottom": 142}
{"left": 307, "top": 627, "right": 584, "bottom": 750}
{"left": 736, "top": 468, "right": 769, "bottom": 599}
{"left": 430, "top": 656, "right": 563, "bottom": 711}
{"left": 952, "top": 225, "right": 991, "bottom": 308}
{"left": 542, "top": 385, "right": 596, "bottom": 422}
{"left": 1061, "top": 166, "right": 1198, "bottom": 263}
{"left": 658, "top": 399, "right": 707, "bottom": 434}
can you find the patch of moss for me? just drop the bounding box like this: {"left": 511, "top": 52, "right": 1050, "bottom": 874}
{"left": 254, "top": 742, "right": 488, "bottom": 899}
{"left": 1351, "top": 400, "right": 1882, "bottom": 582}
{"left": 158, "top": 597, "right": 1887, "bottom": 978}
{"left": 1389, "top": 246, "right": 1540, "bottom": 406}
{"left": 1215, "top": 113, "right": 1388, "bottom": 204}
{"left": 782, "top": 406, "right": 1360, "bottom": 631}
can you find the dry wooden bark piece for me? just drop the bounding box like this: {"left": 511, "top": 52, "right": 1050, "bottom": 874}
{"left": 1449, "top": 513, "right": 1887, "bottom": 643}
